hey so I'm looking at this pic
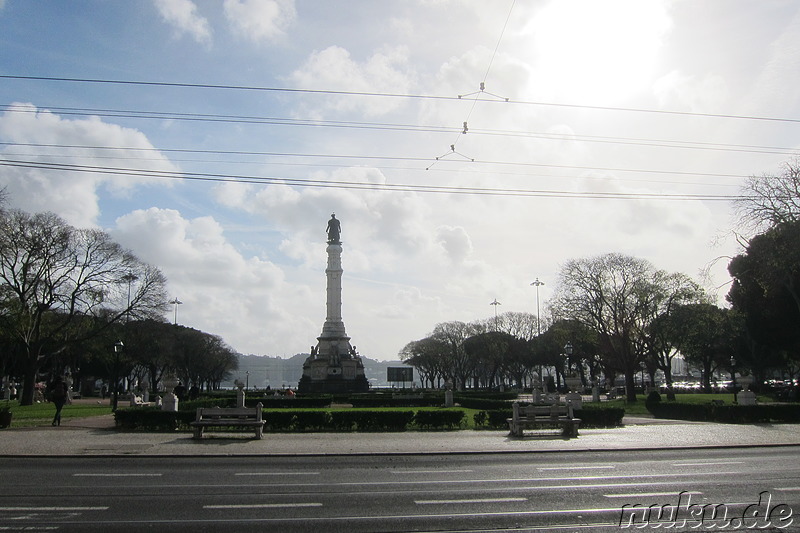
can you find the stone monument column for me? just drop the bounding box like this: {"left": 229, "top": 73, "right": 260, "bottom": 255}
{"left": 320, "top": 242, "right": 347, "bottom": 339}
{"left": 297, "top": 213, "right": 369, "bottom": 394}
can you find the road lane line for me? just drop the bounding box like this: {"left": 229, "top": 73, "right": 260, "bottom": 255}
{"left": 774, "top": 487, "right": 800, "bottom": 491}
{"left": 73, "top": 473, "right": 163, "bottom": 477}
{"left": 203, "top": 503, "right": 322, "bottom": 509}
{"left": 604, "top": 491, "right": 702, "bottom": 498}
{"left": 415, "top": 498, "right": 528, "bottom": 505}
{"left": 392, "top": 470, "right": 474, "bottom": 474}
{"left": 0, "top": 506, "right": 109, "bottom": 511}
{"left": 234, "top": 472, "right": 320, "bottom": 476}
{"left": 671, "top": 460, "right": 745, "bottom": 467}
{"left": 538, "top": 465, "right": 614, "bottom": 471}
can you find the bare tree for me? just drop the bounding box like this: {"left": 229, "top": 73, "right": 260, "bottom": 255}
{"left": 735, "top": 157, "right": 800, "bottom": 231}
{"left": 552, "top": 253, "right": 662, "bottom": 402}
{"left": 0, "top": 209, "right": 169, "bottom": 405}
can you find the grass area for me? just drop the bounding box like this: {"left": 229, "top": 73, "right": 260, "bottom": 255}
{"left": 1, "top": 400, "right": 112, "bottom": 428}
{"left": 603, "top": 393, "right": 774, "bottom": 416}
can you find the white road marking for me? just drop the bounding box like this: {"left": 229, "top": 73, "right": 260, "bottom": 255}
{"left": 671, "top": 461, "right": 745, "bottom": 467}
{"left": 0, "top": 506, "right": 109, "bottom": 511}
{"left": 604, "top": 491, "right": 702, "bottom": 498}
{"left": 415, "top": 497, "right": 528, "bottom": 505}
{"left": 538, "top": 465, "right": 614, "bottom": 471}
{"left": 203, "top": 503, "right": 322, "bottom": 509}
{"left": 73, "top": 473, "right": 162, "bottom": 477}
{"left": 234, "top": 472, "right": 320, "bottom": 476}
{"left": 392, "top": 470, "right": 474, "bottom": 474}
{"left": 774, "top": 487, "right": 800, "bottom": 491}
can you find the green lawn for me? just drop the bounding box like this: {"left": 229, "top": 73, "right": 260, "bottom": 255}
{"left": 603, "top": 393, "right": 773, "bottom": 416}
{"left": 2, "top": 400, "right": 112, "bottom": 428}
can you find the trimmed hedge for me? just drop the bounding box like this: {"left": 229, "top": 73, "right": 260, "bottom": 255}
{"left": 474, "top": 404, "right": 625, "bottom": 430}
{"left": 574, "top": 405, "right": 625, "bottom": 428}
{"left": 116, "top": 408, "right": 423, "bottom": 432}
{"left": 647, "top": 401, "right": 800, "bottom": 423}
{"left": 348, "top": 397, "right": 442, "bottom": 408}
{"left": 114, "top": 407, "right": 194, "bottom": 430}
{"left": 414, "top": 410, "right": 465, "bottom": 430}
{"left": 455, "top": 397, "right": 514, "bottom": 410}
{"left": 180, "top": 397, "right": 333, "bottom": 410}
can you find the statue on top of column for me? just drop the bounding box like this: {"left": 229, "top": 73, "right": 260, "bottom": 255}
{"left": 326, "top": 213, "right": 341, "bottom": 244}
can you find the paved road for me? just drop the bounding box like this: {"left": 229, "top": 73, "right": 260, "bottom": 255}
{"left": 1, "top": 447, "right": 798, "bottom": 532}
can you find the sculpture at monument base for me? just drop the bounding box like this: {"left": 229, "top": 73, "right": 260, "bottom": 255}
{"left": 297, "top": 214, "right": 369, "bottom": 394}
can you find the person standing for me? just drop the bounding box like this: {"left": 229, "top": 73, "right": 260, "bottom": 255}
{"left": 50, "top": 377, "right": 68, "bottom": 426}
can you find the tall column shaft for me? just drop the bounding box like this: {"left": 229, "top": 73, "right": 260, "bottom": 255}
{"left": 321, "top": 243, "right": 347, "bottom": 338}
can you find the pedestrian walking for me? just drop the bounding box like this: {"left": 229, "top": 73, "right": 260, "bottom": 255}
{"left": 50, "top": 377, "right": 68, "bottom": 426}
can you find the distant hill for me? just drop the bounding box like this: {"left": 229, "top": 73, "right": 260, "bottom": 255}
{"left": 221, "top": 353, "right": 416, "bottom": 390}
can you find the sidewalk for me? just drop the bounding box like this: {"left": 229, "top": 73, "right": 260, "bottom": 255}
{"left": 1, "top": 413, "right": 799, "bottom": 457}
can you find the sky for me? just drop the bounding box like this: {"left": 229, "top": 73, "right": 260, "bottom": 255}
{"left": 1, "top": 0, "right": 799, "bottom": 360}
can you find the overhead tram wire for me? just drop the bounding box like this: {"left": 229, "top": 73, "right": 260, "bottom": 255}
{"left": 430, "top": 0, "right": 516, "bottom": 168}
{"left": 3, "top": 74, "right": 800, "bottom": 125}
{"left": 0, "top": 151, "right": 744, "bottom": 189}
{"left": 0, "top": 142, "right": 753, "bottom": 180}
{"left": 2, "top": 105, "right": 797, "bottom": 158}
{"left": 0, "top": 158, "right": 744, "bottom": 201}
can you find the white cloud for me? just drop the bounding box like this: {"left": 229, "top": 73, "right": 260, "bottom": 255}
{"left": 224, "top": 0, "right": 296, "bottom": 43}
{"left": 111, "top": 207, "right": 317, "bottom": 356}
{"left": 653, "top": 70, "right": 729, "bottom": 112}
{"left": 0, "top": 103, "right": 178, "bottom": 228}
{"left": 288, "top": 45, "right": 415, "bottom": 116}
{"left": 153, "top": 0, "right": 212, "bottom": 45}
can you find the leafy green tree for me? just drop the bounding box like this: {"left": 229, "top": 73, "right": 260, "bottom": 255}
{"left": 463, "top": 330, "right": 517, "bottom": 388}
{"left": 552, "top": 253, "right": 704, "bottom": 402}
{"left": 728, "top": 221, "right": 800, "bottom": 353}
{"left": 431, "top": 321, "right": 480, "bottom": 390}
{"left": 399, "top": 336, "right": 448, "bottom": 388}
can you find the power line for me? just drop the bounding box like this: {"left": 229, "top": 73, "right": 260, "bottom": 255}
{"left": 0, "top": 158, "right": 744, "bottom": 201}
{"left": 0, "top": 141, "right": 752, "bottom": 180}
{"left": 3, "top": 74, "right": 800, "bottom": 124}
{"left": 3, "top": 104, "right": 796, "bottom": 158}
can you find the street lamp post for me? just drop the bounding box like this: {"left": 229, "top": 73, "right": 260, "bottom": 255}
{"left": 530, "top": 278, "right": 544, "bottom": 336}
{"left": 170, "top": 298, "right": 183, "bottom": 325}
{"left": 490, "top": 299, "right": 501, "bottom": 331}
{"left": 111, "top": 341, "right": 124, "bottom": 412}
{"left": 730, "top": 356, "right": 738, "bottom": 403}
{"left": 531, "top": 278, "right": 545, "bottom": 378}
{"left": 246, "top": 371, "right": 250, "bottom": 391}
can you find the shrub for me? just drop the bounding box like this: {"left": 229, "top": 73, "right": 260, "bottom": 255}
{"left": 414, "top": 410, "right": 465, "bottom": 430}
{"left": 349, "top": 397, "right": 441, "bottom": 408}
{"left": 357, "top": 411, "right": 415, "bottom": 431}
{"left": 455, "top": 397, "right": 514, "bottom": 410}
{"left": 293, "top": 411, "right": 331, "bottom": 431}
{"left": 329, "top": 411, "right": 360, "bottom": 431}
{"left": 485, "top": 410, "right": 512, "bottom": 429}
{"left": 114, "top": 408, "right": 194, "bottom": 431}
{"left": 574, "top": 405, "right": 625, "bottom": 428}
{"left": 646, "top": 401, "right": 800, "bottom": 423}
{"left": 473, "top": 410, "right": 488, "bottom": 427}
{"left": 263, "top": 411, "right": 296, "bottom": 431}
{"left": 256, "top": 397, "right": 333, "bottom": 409}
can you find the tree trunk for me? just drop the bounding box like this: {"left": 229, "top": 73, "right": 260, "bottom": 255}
{"left": 664, "top": 372, "right": 676, "bottom": 401}
{"left": 20, "top": 361, "right": 39, "bottom": 406}
{"left": 624, "top": 369, "right": 637, "bottom": 402}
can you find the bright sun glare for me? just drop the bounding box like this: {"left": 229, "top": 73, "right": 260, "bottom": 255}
{"left": 525, "top": 0, "right": 672, "bottom": 104}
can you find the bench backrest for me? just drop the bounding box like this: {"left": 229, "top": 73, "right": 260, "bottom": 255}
{"left": 514, "top": 402, "right": 574, "bottom": 419}
{"left": 196, "top": 402, "right": 263, "bottom": 422}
